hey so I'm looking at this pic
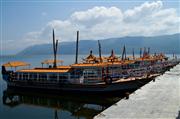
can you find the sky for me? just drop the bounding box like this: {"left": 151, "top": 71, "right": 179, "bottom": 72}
{"left": 1, "top": 0, "right": 180, "bottom": 55}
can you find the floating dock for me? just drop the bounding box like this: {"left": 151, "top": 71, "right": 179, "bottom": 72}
{"left": 95, "top": 64, "right": 180, "bottom": 119}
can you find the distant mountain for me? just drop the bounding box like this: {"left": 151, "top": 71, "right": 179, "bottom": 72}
{"left": 17, "top": 33, "right": 180, "bottom": 55}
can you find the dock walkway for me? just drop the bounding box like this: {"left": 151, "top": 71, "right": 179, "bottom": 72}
{"left": 95, "top": 64, "right": 180, "bottom": 119}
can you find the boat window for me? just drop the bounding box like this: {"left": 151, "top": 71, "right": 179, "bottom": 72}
{"left": 109, "top": 67, "right": 119, "bottom": 70}
{"left": 73, "top": 69, "right": 83, "bottom": 75}
{"left": 29, "top": 73, "right": 37, "bottom": 80}
{"left": 14, "top": 72, "right": 17, "bottom": 79}
{"left": 133, "top": 64, "right": 139, "bottom": 68}
{"left": 39, "top": 73, "right": 47, "bottom": 80}
{"left": 122, "top": 65, "right": 127, "bottom": 69}
{"left": 14, "top": 72, "right": 18, "bottom": 80}
{"left": 83, "top": 69, "right": 101, "bottom": 79}
{"left": 22, "top": 73, "right": 28, "bottom": 80}
{"left": 49, "top": 73, "right": 57, "bottom": 80}
{"left": 130, "top": 65, "right": 134, "bottom": 68}
{"left": 18, "top": 73, "right": 22, "bottom": 80}
{"left": 58, "top": 74, "right": 68, "bottom": 80}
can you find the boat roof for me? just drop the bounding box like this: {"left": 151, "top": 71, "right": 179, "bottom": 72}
{"left": 136, "top": 55, "right": 166, "bottom": 61}
{"left": 57, "top": 65, "right": 71, "bottom": 69}
{"left": 3, "top": 61, "right": 30, "bottom": 67}
{"left": 71, "top": 63, "right": 107, "bottom": 68}
{"left": 71, "top": 60, "right": 135, "bottom": 68}
{"left": 136, "top": 57, "right": 155, "bottom": 61}
{"left": 17, "top": 69, "right": 70, "bottom": 73}
{"left": 16, "top": 65, "right": 72, "bottom": 73}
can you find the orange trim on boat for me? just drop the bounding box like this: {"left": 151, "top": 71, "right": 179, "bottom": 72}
{"left": 17, "top": 69, "right": 70, "bottom": 73}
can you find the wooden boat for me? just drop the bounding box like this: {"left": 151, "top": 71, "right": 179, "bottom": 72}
{"left": 2, "top": 30, "right": 179, "bottom": 94}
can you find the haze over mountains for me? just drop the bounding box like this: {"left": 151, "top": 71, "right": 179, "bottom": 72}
{"left": 18, "top": 33, "right": 180, "bottom": 55}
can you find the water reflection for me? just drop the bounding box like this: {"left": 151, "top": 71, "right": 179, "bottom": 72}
{"left": 3, "top": 88, "right": 126, "bottom": 119}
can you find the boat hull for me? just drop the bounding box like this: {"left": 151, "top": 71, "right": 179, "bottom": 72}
{"left": 5, "top": 77, "right": 154, "bottom": 95}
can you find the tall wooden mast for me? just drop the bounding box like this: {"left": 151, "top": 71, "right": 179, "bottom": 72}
{"left": 52, "top": 29, "right": 58, "bottom": 68}
{"left": 75, "top": 31, "right": 79, "bottom": 64}
{"left": 148, "top": 47, "right": 150, "bottom": 55}
{"left": 140, "top": 48, "right": 142, "bottom": 58}
{"left": 143, "top": 47, "right": 146, "bottom": 56}
{"left": 132, "top": 48, "right": 135, "bottom": 59}
{"left": 122, "top": 45, "right": 126, "bottom": 60}
{"left": 98, "top": 40, "right": 102, "bottom": 63}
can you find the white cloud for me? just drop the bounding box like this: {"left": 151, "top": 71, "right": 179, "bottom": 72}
{"left": 71, "top": 6, "right": 123, "bottom": 27}
{"left": 17, "top": 1, "right": 180, "bottom": 50}
{"left": 124, "top": 1, "right": 162, "bottom": 22}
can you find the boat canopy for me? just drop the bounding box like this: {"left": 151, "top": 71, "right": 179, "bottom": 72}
{"left": 2, "top": 61, "right": 30, "bottom": 67}
{"left": 107, "top": 50, "right": 119, "bottom": 62}
{"left": 83, "top": 50, "right": 98, "bottom": 63}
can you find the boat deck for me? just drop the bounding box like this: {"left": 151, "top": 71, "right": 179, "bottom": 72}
{"left": 96, "top": 73, "right": 160, "bottom": 85}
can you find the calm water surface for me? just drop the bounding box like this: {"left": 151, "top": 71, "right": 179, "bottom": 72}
{"left": 0, "top": 54, "right": 179, "bottom": 119}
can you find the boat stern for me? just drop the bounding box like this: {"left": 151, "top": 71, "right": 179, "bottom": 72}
{"left": 1, "top": 66, "right": 11, "bottom": 82}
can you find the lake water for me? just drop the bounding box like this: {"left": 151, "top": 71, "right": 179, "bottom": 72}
{"left": 0, "top": 54, "right": 179, "bottom": 119}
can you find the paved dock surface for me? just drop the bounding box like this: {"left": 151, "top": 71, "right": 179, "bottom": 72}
{"left": 95, "top": 64, "right": 180, "bottom": 119}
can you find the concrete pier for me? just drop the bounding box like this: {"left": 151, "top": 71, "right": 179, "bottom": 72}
{"left": 95, "top": 64, "right": 180, "bottom": 119}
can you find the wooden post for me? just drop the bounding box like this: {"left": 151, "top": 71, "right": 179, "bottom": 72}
{"left": 140, "top": 48, "right": 142, "bottom": 58}
{"left": 122, "top": 45, "right": 126, "bottom": 60}
{"left": 124, "top": 45, "right": 126, "bottom": 60}
{"left": 75, "top": 31, "right": 79, "bottom": 64}
{"left": 148, "top": 47, "right": 150, "bottom": 55}
{"left": 132, "top": 48, "right": 135, "bottom": 59}
{"left": 52, "top": 29, "right": 57, "bottom": 68}
{"left": 98, "top": 40, "right": 102, "bottom": 63}
{"left": 55, "top": 39, "right": 58, "bottom": 67}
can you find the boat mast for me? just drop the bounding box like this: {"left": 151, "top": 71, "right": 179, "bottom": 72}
{"left": 52, "top": 29, "right": 58, "bottom": 68}
{"left": 125, "top": 46, "right": 126, "bottom": 60}
{"left": 143, "top": 47, "right": 146, "bottom": 57}
{"left": 122, "top": 45, "right": 126, "bottom": 60}
{"left": 55, "top": 39, "right": 58, "bottom": 59}
{"left": 98, "top": 40, "right": 102, "bottom": 63}
{"left": 132, "top": 48, "right": 135, "bottom": 59}
{"left": 148, "top": 47, "right": 150, "bottom": 55}
{"left": 140, "top": 48, "right": 142, "bottom": 58}
{"left": 75, "top": 31, "right": 79, "bottom": 64}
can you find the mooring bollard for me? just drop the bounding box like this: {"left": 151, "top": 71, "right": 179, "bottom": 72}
{"left": 125, "top": 92, "right": 130, "bottom": 99}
